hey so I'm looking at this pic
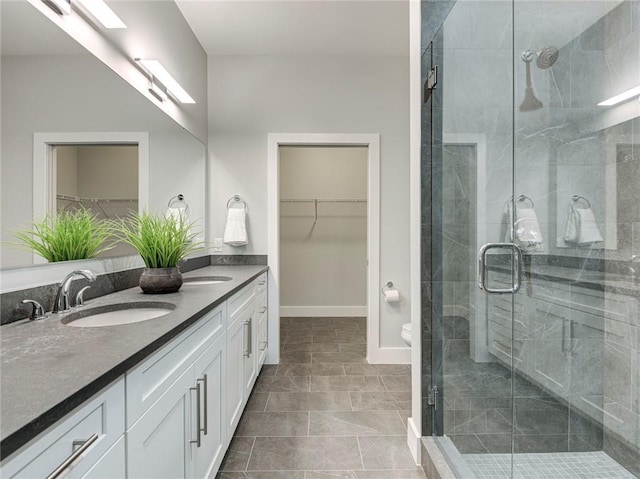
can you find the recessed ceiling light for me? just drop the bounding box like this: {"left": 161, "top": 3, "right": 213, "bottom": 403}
{"left": 598, "top": 85, "right": 640, "bottom": 106}
{"left": 77, "top": 0, "right": 126, "bottom": 29}
{"left": 135, "top": 59, "right": 195, "bottom": 104}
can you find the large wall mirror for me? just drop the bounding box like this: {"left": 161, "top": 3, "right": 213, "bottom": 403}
{"left": 0, "top": 2, "right": 206, "bottom": 271}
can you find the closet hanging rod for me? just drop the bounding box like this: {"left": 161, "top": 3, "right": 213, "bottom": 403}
{"left": 280, "top": 198, "right": 367, "bottom": 204}
{"left": 56, "top": 194, "right": 137, "bottom": 203}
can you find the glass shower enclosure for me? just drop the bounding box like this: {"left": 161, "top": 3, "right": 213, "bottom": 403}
{"left": 424, "top": 0, "right": 640, "bottom": 477}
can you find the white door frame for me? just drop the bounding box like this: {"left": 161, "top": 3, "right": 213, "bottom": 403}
{"left": 33, "top": 132, "right": 149, "bottom": 264}
{"left": 266, "top": 133, "right": 380, "bottom": 364}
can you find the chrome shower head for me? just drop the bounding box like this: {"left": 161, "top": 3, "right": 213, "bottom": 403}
{"left": 536, "top": 46, "right": 559, "bottom": 69}
{"left": 521, "top": 46, "right": 559, "bottom": 69}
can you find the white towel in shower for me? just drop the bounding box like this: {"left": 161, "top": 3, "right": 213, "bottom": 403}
{"left": 564, "top": 206, "right": 603, "bottom": 246}
{"left": 505, "top": 203, "right": 544, "bottom": 253}
{"left": 223, "top": 207, "right": 248, "bottom": 247}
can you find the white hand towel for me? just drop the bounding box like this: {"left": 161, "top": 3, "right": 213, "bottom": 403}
{"left": 514, "top": 207, "right": 543, "bottom": 253}
{"left": 563, "top": 207, "right": 579, "bottom": 244}
{"left": 576, "top": 208, "right": 603, "bottom": 245}
{"left": 223, "top": 207, "right": 248, "bottom": 247}
{"left": 166, "top": 206, "right": 192, "bottom": 242}
{"left": 504, "top": 203, "right": 543, "bottom": 253}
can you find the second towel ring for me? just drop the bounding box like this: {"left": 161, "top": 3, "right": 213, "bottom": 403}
{"left": 571, "top": 195, "right": 591, "bottom": 209}
{"left": 516, "top": 195, "right": 534, "bottom": 208}
{"left": 227, "top": 194, "right": 247, "bottom": 210}
{"left": 168, "top": 194, "right": 189, "bottom": 213}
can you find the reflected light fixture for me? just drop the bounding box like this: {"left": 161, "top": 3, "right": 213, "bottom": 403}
{"left": 43, "top": 0, "right": 71, "bottom": 15}
{"left": 135, "top": 59, "right": 195, "bottom": 104}
{"left": 77, "top": 0, "right": 126, "bottom": 29}
{"left": 597, "top": 85, "right": 640, "bottom": 106}
{"left": 148, "top": 80, "right": 168, "bottom": 103}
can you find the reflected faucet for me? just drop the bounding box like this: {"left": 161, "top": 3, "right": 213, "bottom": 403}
{"left": 53, "top": 270, "right": 97, "bottom": 313}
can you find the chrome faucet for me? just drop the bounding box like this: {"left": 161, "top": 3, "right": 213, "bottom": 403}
{"left": 53, "top": 270, "right": 97, "bottom": 313}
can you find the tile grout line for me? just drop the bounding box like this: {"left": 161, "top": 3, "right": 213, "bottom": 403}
{"left": 244, "top": 436, "right": 257, "bottom": 471}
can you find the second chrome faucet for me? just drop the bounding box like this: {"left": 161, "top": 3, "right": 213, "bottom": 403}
{"left": 53, "top": 269, "right": 97, "bottom": 313}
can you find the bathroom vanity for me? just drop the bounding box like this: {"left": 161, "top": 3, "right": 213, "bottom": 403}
{"left": 0, "top": 265, "right": 268, "bottom": 478}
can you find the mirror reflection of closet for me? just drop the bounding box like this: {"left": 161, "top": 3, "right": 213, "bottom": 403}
{"left": 55, "top": 144, "right": 138, "bottom": 257}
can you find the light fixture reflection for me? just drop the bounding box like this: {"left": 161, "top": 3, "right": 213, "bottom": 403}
{"left": 135, "top": 59, "right": 195, "bottom": 104}
{"left": 77, "top": 0, "right": 126, "bottom": 28}
{"left": 598, "top": 85, "right": 640, "bottom": 106}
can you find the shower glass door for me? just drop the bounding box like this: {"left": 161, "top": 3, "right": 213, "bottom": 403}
{"left": 433, "top": 0, "right": 640, "bottom": 478}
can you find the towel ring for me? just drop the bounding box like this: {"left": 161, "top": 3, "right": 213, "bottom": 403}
{"left": 571, "top": 195, "right": 591, "bottom": 209}
{"left": 168, "top": 194, "right": 189, "bottom": 213}
{"left": 516, "top": 195, "right": 534, "bottom": 208}
{"left": 381, "top": 281, "right": 394, "bottom": 294}
{"left": 227, "top": 194, "right": 247, "bottom": 210}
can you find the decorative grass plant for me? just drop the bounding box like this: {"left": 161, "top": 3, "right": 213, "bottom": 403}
{"left": 113, "top": 211, "right": 201, "bottom": 268}
{"left": 12, "top": 209, "right": 113, "bottom": 262}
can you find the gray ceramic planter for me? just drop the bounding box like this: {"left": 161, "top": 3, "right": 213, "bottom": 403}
{"left": 139, "top": 267, "right": 183, "bottom": 294}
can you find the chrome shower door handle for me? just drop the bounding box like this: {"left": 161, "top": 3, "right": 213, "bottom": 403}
{"left": 478, "top": 242, "right": 523, "bottom": 294}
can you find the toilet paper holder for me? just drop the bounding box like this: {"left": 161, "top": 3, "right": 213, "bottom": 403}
{"left": 381, "top": 281, "right": 394, "bottom": 293}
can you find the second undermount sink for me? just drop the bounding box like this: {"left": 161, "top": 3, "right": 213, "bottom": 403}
{"left": 182, "top": 276, "right": 233, "bottom": 285}
{"left": 61, "top": 302, "right": 176, "bottom": 328}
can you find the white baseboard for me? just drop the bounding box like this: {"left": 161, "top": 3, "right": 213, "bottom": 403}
{"left": 407, "top": 418, "right": 421, "bottom": 464}
{"left": 367, "top": 347, "right": 410, "bottom": 364}
{"left": 280, "top": 306, "right": 366, "bottom": 317}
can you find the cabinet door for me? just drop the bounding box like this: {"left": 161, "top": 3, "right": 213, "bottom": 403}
{"left": 193, "top": 335, "right": 226, "bottom": 479}
{"left": 81, "top": 436, "right": 125, "bottom": 479}
{"left": 127, "top": 368, "right": 195, "bottom": 479}
{"left": 532, "top": 300, "right": 571, "bottom": 399}
{"left": 243, "top": 312, "right": 258, "bottom": 398}
{"left": 226, "top": 314, "right": 246, "bottom": 437}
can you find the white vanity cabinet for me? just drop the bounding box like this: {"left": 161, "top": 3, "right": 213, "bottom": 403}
{"left": 256, "top": 274, "right": 269, "bottom": 368}
{"left": 1, "top": 377, "right": 125, "bottom": 479}
{"left": 126, "top": 304, "right": 226, "bottom": 479}
{"left": 1, "top": 270, "right": 269, "bottom": 479}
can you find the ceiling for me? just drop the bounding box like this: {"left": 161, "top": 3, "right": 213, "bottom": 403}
{"left": 175, "top": 0, "right": 410, "bottom": 56}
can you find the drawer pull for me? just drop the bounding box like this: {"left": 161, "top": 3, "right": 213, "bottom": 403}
{"left": 46, "top": 433, "right": 99, "bottom": 479}
{"left": 243, "top": 320, "right": 251, "bottom": 358}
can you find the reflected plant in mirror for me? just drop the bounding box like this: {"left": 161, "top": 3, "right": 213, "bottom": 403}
{"left": 10, "top": 209, "right": 114, "bottom": 263}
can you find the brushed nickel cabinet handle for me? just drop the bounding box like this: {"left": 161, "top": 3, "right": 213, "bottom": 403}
{"left": 46, "top": 433, "right": 99, "bottom": 479}
{"left": 198, "top": 375, "right": 208, "bottom": 436}
{"left": 189, "top": 382, "right": 202, "bottom": 447}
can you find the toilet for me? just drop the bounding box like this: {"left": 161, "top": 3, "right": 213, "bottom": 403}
{"left": 401, "top": 322, "right": 412, "bottom": 346}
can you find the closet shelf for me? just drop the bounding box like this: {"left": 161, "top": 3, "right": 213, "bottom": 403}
{"left": 57, "top": 194, "right": 138, "bottom": 203}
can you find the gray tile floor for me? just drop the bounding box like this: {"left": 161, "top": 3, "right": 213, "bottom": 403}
{"left": 216, "top": 317, "right": 425, "bottom": 479}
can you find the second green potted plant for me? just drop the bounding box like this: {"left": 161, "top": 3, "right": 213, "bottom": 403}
{"left": 114, "top": 211, "right": 201, "bottom": 294}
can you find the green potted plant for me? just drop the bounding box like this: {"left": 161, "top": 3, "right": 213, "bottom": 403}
{"left": 12, "top": 208, "right": 113, "bottom": 262}
{"left": 113, "top": 211, "right": 201, "bottom": 294}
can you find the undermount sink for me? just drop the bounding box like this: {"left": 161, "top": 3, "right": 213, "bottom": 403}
{"left": 182, "top": 276, "right": 233, "bottom": 285}
{"left": 61, "top": 302, "right": 176, "bottom": 328}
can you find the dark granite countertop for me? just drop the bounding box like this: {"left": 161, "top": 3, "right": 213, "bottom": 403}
{"left": 488, "top": 259, "right": 639, "bottom": 297}
{"left": 0, "top": 265, "right": 268, "bottom": 459}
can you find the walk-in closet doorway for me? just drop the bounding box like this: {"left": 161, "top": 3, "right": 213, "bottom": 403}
{"left": 266, "top": 133, "right": 382, "bottom": 364}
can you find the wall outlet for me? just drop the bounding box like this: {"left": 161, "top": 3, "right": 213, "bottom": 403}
{"left": 213, "top": 237, "right": 223, "bottom": 252}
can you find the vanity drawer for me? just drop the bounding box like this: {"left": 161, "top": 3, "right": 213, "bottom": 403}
{"left": 1, "top": 378, "right": 125, "bottom": 479}
{"left": 228, "top": 281, "right": 257, "bottom": 321}
{"left": 255, "top": 272, "right": 268, "bottom": 294}
{"left": 126, "top": 303, "right": 225, "bottom": 428}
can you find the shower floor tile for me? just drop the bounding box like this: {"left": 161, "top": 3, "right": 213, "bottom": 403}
{"left": 463, "top": 451, "right": 637, "bottom": 479}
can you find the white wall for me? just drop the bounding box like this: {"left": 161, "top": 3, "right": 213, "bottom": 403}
{"left": 208, "top": 55, "right": 410, "bottom": 349}
{"left": 279, "top": 146, "right": 367, "bottom": 314}
{"left": 56, "top": 146, "right": 79, "bottom": 196}
{"left": 76, "top": 146, "right": 138, "bottom": 199}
